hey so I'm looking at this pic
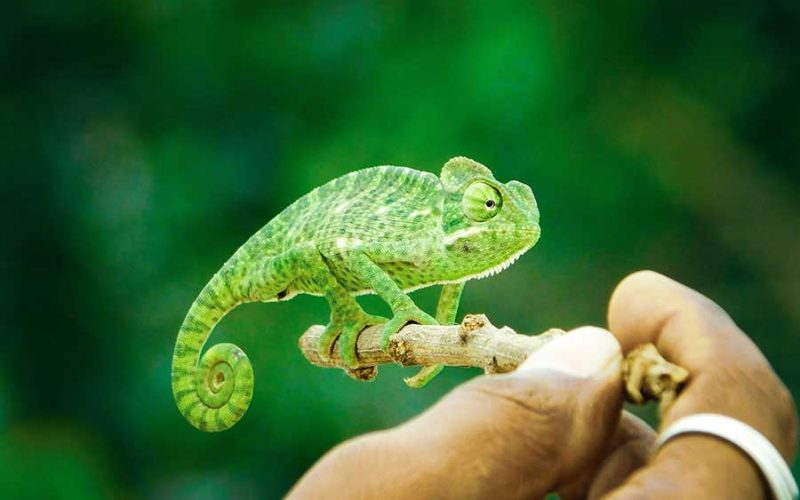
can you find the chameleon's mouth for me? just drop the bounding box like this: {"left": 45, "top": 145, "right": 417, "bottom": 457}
{"left": 519, "top": 224, "right": 541, "bottom": 246}
{"left": 447, "top": 225, "right": 539, "bottom": 282}
{"left": 465, "top": 243, "right": 533, "bottom": 281}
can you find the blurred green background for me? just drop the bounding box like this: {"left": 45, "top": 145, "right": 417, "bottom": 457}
{"left": 3, "top": 1, "right": 799, "bottom": 497}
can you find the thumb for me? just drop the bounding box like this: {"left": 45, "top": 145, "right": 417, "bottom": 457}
{"left": 287, "top": 326, "right": 628, "bottom": 500}
{"left": 511, "top": 326, "right": 625, "bottom": 486}
{"left": 403, "top": 326, "right": 625, "bottom": 499}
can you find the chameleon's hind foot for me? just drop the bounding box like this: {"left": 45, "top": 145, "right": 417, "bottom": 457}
{"left": 318, "top": 322, "right": 342, "bottom": 362}
{"left": 338, "top": 313, "right": 387, "bottom": 369}
{"left": 345, "top": 365, "right": 378, "bottom": 381}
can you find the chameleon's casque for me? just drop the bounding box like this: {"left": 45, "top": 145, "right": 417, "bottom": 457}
{"left": 172, "top": 157, "right": 540, "bottom": 431}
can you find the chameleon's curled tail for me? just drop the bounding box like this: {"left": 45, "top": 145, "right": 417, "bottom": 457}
{"left": 171, "top": 268, "right": 253, "bottom": 432}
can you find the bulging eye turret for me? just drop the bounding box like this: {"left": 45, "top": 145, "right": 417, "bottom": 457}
{"left": 462, "top": 181, "right": 502, "bottom": 221}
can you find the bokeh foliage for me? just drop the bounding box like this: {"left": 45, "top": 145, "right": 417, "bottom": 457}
{"left": 2, "top": 1, "right": 799, "bottom": 497}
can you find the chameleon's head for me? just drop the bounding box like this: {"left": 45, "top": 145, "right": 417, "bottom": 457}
{"left": 439, "top": 157, "right": 541, "bottom": 280}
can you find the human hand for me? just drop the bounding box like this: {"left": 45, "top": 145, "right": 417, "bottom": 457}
{"left": 600, "top": 271, "right": 797, "bottom": 498}
{"left": 289, "top": 325, "right": 648, "bottom": 499}
{"left": 289, "top": 271, "right": 797, "bottom": 499}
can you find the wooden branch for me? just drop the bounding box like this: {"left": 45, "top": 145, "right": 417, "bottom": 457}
{"left": 623, "top": 343, "right": 689, "bottom": 412}
{"left": 299, "top": 314, "right": 688, "bottom": 411}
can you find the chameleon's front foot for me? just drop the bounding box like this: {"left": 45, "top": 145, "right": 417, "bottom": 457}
{"left": 381, "top": 306, "right": 438, "bottom": 351}
{"left": 381, "top": 307, "right": 440, "bottom": 388}
{"left": 319, "top": 311, "right": 387, "bottom": 369}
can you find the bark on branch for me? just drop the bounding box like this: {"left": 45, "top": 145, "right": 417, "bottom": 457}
{"left": 298, "top": 314, "right": 688, "bottom": 412}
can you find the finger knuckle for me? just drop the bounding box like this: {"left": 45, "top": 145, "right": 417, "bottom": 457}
{"left": 612, "top": 270, "right": 668, "bottom": 301}
{"left": 452, "top": 376, "right": 567, "bottom": 458}
{"left": 714, "top": 360, "right": 798, "bottom": 456}
{"left": 772, "top": 381, "right": 798, "bottom": 453}
{"left": 459, "top": 376, "right": 566, "bottom": 424}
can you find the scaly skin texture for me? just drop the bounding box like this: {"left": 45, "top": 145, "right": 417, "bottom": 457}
{"left": 172, "top": 157, "right": 541, "bottom": 431}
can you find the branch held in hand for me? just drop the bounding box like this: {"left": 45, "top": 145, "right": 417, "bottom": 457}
{"left": 299, "top": 314, "right": 688, "bottom": 412}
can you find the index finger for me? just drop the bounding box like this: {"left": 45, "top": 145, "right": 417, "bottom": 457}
{"left": 608, "top": 271, "right": 794, "bottom": 442}
{"left": 605, "top": 271, "right": 796, "bottom": 498}
{"left": 608, "top": 270, "right": 765, "bottom": 375}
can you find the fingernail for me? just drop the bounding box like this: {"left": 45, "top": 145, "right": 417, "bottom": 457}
{"left": 516, "top": 326, "right": 622, "bottom": 378}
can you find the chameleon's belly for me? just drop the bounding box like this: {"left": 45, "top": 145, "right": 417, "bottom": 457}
{"left": 273, "top": 255, "right": 441, "bottom": 299}
{"left": 326, "top": 260, "right": 442, "bottom": 295}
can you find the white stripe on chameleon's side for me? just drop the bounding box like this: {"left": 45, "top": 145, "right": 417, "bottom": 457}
{"left": 409, "top": 208, "right": 431, "bottom": 217}
{"left": 336, "top": 237, "right": 363, "bottom": 250}
{"left": 443, "top": 226, "right": 487, "bottom": 245}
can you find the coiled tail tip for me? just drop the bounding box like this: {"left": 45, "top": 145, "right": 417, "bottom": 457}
{"left": 172, "top": 342, "right": 254, "bottom": 432}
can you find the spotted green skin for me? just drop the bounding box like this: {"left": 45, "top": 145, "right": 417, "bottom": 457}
{"left": 172, "top": 157, "right": 541, "bottom": 432}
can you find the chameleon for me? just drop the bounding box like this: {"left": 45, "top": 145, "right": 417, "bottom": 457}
{"left": 172, "top": 156, "right": 541, "bottom": 432}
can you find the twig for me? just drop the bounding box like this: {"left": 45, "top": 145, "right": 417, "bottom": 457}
{"left": 623, "top": 343, "right": 689, "bottom": 412}
{"left": 298, "top": 314, "right": 688, "bottom": 411}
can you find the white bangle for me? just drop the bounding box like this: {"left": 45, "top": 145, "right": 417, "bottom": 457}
{"left": 657, "top": 413, "right": 798, "bottom": 500}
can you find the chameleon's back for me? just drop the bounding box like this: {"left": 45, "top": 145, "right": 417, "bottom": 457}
{"left": 227, "top": 166, "right": 442, "bottom": 259}
{"left": 270, "top": 166, "right": 443, "bottom": 249}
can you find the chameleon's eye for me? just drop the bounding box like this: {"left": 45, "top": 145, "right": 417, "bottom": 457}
{"left": 462, "top": 181, "right": 502, "bottom": 221}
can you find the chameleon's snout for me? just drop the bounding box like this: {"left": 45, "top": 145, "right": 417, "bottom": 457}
{"left": 517, "top": 220, "right": 541, "bottom": 251}
{"left": 506, "top": 180, "right": 540, "bottom": 232}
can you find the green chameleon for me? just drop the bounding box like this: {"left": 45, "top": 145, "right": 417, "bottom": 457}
{"left": 172, "top": 156, "right": 541, "bottom": 432}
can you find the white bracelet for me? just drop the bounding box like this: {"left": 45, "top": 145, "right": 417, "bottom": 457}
{"left": 657, "top": 413, "right": 798, "bottom": 500}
